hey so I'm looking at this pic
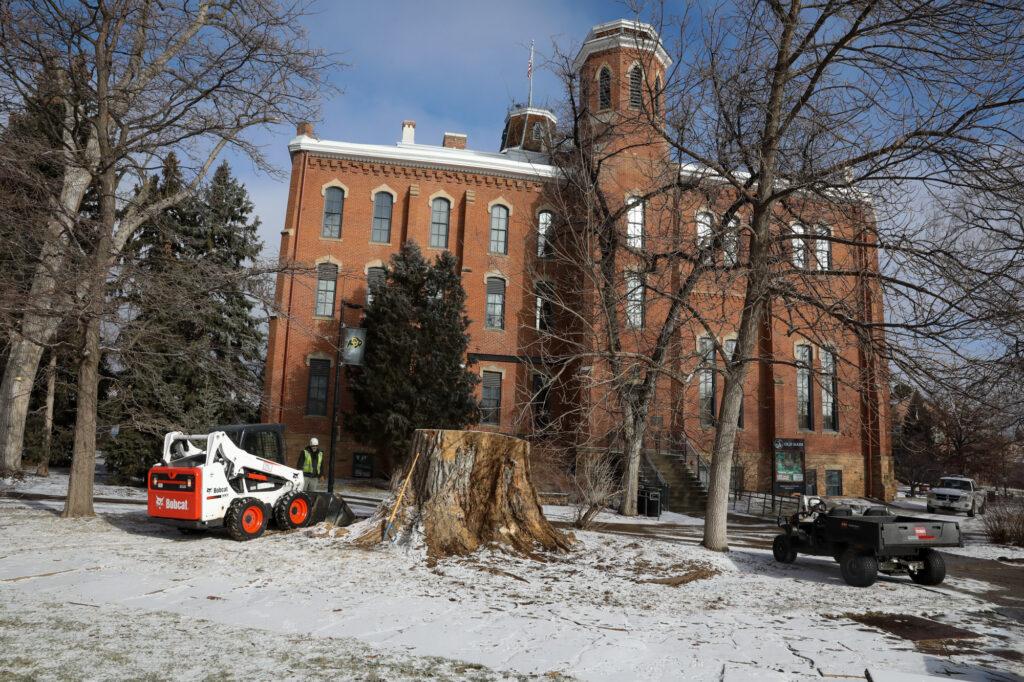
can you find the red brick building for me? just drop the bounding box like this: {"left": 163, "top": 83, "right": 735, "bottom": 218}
{"left": 262, "top": 20, "right": 894, "bottom": 500}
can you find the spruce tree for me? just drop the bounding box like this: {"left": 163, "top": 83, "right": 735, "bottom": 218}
{"left": 103, "top": 158, "right": 265, "bottom": 480}
{"left": 347, "top": 241, "right": 479, "bottom": 466}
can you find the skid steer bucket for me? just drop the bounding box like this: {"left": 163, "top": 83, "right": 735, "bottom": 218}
{"left": 308, "top": 492, "right": 356, "bottom": 527}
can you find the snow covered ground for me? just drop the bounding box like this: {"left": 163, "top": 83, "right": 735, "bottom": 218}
{"left": 2, "top": 493, "right": 1022, "bottom": 681}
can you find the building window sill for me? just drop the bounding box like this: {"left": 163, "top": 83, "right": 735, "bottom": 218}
{"left": 319, "top": 235, "right": 343, "bottom": 242}
{"left": 312, "top": 315, "right": 335, "bottom": 321}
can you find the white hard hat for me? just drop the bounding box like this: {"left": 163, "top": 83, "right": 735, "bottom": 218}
{"left": 309, "top": 437, "right": 319, "bottom": 446}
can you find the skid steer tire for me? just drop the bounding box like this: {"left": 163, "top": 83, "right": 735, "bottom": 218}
{"left": 275, "top": 491, "right": 313, "bottom": 530}
{"left": 910, "top": 549, "right": 946, "bottom": 586}
{"left": 839, "top": 549, "right": 878, "bottom": 587}
{"left": 226, "top": 497, "right": 268, "bottom": 541}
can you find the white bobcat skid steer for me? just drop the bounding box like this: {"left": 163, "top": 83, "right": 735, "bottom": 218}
{"left": 147, "top": 431, "right": 312, "bottom": 540}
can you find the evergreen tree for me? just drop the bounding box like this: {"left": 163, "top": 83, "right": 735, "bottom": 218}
{"left": 347, "top": 242, "right": 479, "bottom": 465}
{"left": 103, "top": 158, "right": 265, "bottom": 481}
{"left": 894, "top": 391, "right": 938, "bottom": 496}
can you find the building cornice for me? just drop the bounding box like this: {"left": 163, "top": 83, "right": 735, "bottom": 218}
{"left": 289, "top": 135, "right": 558, "bottom": 181}
{"left": 573, "top": 19, "right": 672, "bottom": 72}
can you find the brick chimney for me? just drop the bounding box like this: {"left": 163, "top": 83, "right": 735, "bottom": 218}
{"left": 442, "top": 132, "right": 467, "bottom": 149}
{"left": 296, "top": 121, "right": 314, "bottom": 137}
{"left": 401, "top": 120, "right": 416, "bottom": 144}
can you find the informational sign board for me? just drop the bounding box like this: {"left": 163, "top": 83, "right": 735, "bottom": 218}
{"left": 341, "top": 328, "right": 366, "bottom": 366}
{"left": 773, "top": 438, "right": 805, "bottom": 497}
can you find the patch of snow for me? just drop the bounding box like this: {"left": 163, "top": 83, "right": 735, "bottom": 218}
{"left": 2, "top": 500, "right": 1021, "bottom": 681}
{"left": 543, "top": 504, "right": 705, "bottom": 526}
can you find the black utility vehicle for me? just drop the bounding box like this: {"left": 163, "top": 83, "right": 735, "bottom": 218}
{"left": 773, "top": 496, "right": 962, "bottom": 587}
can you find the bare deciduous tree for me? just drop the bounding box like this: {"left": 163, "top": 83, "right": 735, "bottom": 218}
{"left": 0, "top": 0, "right": 333, "bottom": 516}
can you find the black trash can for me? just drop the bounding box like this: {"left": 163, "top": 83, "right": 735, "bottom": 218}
{"left": 645, "top": 490, "right": 661, "bottom": 518}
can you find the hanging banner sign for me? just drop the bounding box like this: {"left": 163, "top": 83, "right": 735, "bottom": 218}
{"left": 341, "top": 328, "right": 367, "bottom": 366}
{"left": 773, "top": 438, "right": 805, "bottom": 497}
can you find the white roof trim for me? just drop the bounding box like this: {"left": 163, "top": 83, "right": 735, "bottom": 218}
{"left": 573, "top": 19, "right": 672, "bottom": 71}
{"left": 289, "top": 135, "right": 558, "bottom": 180}
{"left": 506, "top": 106, "right": 558, "bottom": 123}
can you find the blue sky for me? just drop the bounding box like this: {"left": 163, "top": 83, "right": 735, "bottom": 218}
{"left": 224, "top": 0, "right": 634, "bottom": 256}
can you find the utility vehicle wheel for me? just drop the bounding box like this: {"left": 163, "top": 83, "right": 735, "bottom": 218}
{"left": 772, "top": 534, "right": 797, "bottom": 564}
{"left": 910, "top": 549, "right": 946, "bottom": 586}
{"left": 839, "top": 549, "right": 878, "bottom": 587}
{"left": 274, "top": 491, "right": 313, "bottom": 530}
{"left": 226, "top": 497, "right": 268, "bottom": 541}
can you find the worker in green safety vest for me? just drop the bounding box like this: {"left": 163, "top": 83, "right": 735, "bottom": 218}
{"left": 296, "top": 437, "right": 324, "bottom": 492}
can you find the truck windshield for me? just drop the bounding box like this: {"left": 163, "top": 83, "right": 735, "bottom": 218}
{"left": 939, "top": 479, "right": 971, "bottom": 490}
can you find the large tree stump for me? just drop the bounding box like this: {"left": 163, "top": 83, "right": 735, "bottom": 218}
{"left": 356, "top": 429, "right": 573, "bottom": 559}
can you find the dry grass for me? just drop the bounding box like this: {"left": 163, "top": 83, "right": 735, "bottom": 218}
{"left": 981, "top": 498, "right": 1024, "bottom": 546}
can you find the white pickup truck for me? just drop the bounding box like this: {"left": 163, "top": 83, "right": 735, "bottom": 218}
{"left": 926, "top": 476, "right": 987, "bottom": 517}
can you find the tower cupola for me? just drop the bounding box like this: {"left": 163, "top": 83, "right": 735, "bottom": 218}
{"left": 499, "top": 105, "right": 557, "bottom": 153}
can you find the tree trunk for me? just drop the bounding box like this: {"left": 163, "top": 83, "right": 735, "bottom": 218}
{"left": 35, "top": 352, "right": 57, "bottom": 477}
{"left": 63, "top": 156, "right": 114, "bottom": 518}
{"left": 702, "top": 282, "right": 767, "bottom": 551}
{"left": 0, "top": 161, "right": 92, "bottom": 474}
{"left": 618, "top": 417, "right": 643, "bottom": 516}
{"left": 356, "top": 429, "right": 574, "bottom": 560}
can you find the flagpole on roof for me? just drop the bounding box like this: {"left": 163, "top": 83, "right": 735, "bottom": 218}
{"left": 518, "top": 40, "right": 534, "bottom": 150}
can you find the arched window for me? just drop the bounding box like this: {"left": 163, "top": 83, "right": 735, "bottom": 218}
{"left": 698, "top": 336, "right": 716, "bottom": 426}
{"left": 625, "top": 271, "right": 644, "bottom": 328}
{"left": 598, "top": 67, "right": 611, "bottom": 110}
{"left": 489, "top": 204, "right": 509, "bottom": 254}
{"left": 366, "top": 266, "right": 386, "bottom": 306}
{"left": 537, "top": 210, "right": 553, "bottom": 258}
{"left": 485, "top": 277, "right": 506, "bottom": 329}
{"left": 322, "top": 186, "right": 344, "bottom": 239}
{"left": 792, "top": 223, "right": 808, "bottom": 268}
{"left": 724, "top": 217, "right": 740, "bottom": 266}
{"left": 814, "top": 224, "right": 832, "bottom": 270}
{"left": 628, "top": 65, "right": 643, "bottom": 109}
{"left": 796, "top": 344, "right": 814, "bottom": 430}
{"left": 821, "top": 347, "right": 838, "bottom": 431}
{"left": 696, "top": 211, "right": 715, "bottom": 262}
{"left": 429, "top": 197, "right": 450, "bottom": 249}
{"left": 627, "top": 198, "right": 644, "bottom": 248}
{"left": 314, "top": 262, "right": 337, "bottom": 317}
{"left": 531, "top": 122, "right": 543, "bottom": 141}
{"left": 371, "top": 192, "right": 392, "bottom": 243}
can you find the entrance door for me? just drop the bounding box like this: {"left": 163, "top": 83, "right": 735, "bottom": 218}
{"left": 804, "top": 469, "right": 817, "bottom": 496}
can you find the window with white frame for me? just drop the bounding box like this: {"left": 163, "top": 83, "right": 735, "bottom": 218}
{"left": 371, "top": 192, "right": 392, "bottom": 243}
{"left": 322, "top": 187, "right": 344, "bottom": 239}
{"left": 625, "top": 271, "right": 644, "bottom": 328}
{"left": 796, "top": 344, "right": 814, "bottom": 430}
{"left": 628, "top": 65, "right": 642, "bottom": 109}
{"left": 489, "top": 204, "right": 509, "bottom": 254}
{"left": 429, "top": 197, "right": 450, "bottom": 249}
{"left": 792, "top": 223, "right": 808, "bottom": 268}
{"left": 485, "top": 277, "right": 506, "bottom": 329}
{"left": 822, "top": 347, "right": 839, "bottom": 431}
{"left": 815, "top": 224, "right": 832, "bottom": 270}
{"left": 535, "top": 281, "right": 554, "bottom": 331}
{"left": 537, "top": 210, "right": 553, "bottom": 258}
{"left": 696, "top": 211, "right": 714, "bottom": 260}
{"left": 724, "top": 217, "right": 740, "bottom": 266}
{"left": 314, "top": 263, "right": 337, "bottom": 317}
{"left": 699, "top": 336, "right": 716, "bottom": 427}
{"left": 626, "top": 198, "right": 644, "bottom": 248}
{"left": 480, "top": 371, "right": 502, "bottom": 425}
{"left": 366, "top": 266, "right": 386, "bottom": 307}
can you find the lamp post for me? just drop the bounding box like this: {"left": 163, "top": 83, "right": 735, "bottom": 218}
{"left": 328, "top": 301, "right": 363, "bottom": 494}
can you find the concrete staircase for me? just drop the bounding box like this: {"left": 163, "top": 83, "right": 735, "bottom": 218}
{"left": 643, "top": 451, "right": 709, "bottom": 514}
